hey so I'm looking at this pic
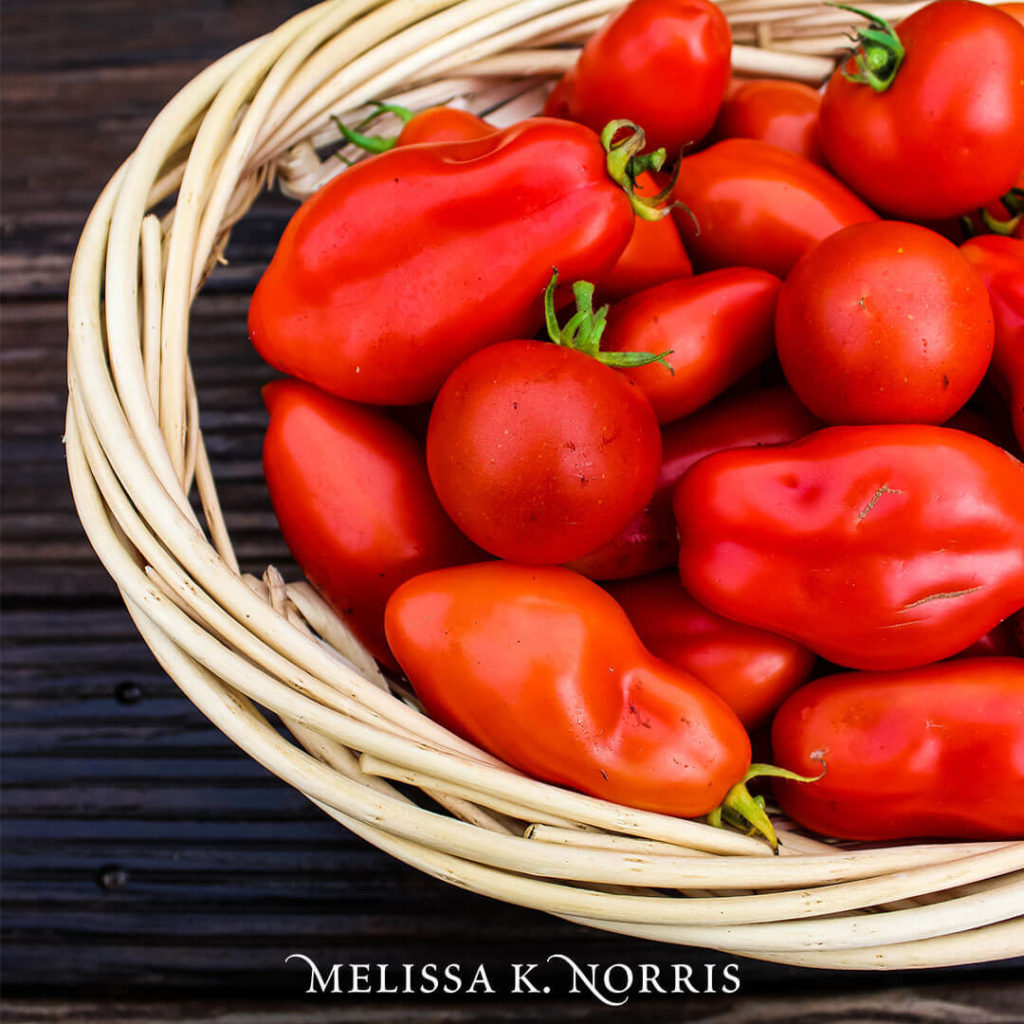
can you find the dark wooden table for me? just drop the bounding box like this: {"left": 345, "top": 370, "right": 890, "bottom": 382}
{"left": 3, "top": 1, "right": 1022, "bottom": 1018}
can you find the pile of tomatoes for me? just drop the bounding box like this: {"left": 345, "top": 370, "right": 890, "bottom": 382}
{"left": 249, "top": 0, "right": 1024, "bottom": 848}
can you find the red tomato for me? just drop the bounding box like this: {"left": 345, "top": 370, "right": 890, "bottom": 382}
{"left": 607, "top": 571, "right": 816, "bottom": 729}
{"left": 602, "top": 267, "right": 781, "bottom": 423}
{"left": 396, "top": 106, "right": 494, "bottom": 145}
{"left": 818, "top": 0, "right": 1024, "bottom": 219}
{"left": 674, "top": 424, "right": 1024, "bottom": 671}
{"left": 568, "top": 386, "right": 822, "bottom": 580}
{"left": 775, "top": 221, "right": 995, "bottom": 425}
{"left": 426, "top": 340, "right": 661, "bottom": 564}
{"left": 710, "top": 79, "right": 824, "bottom": 164}
{"left": 772, "top": 659, "right": 1024, "bottom": 840}
{"left": 566, "top": 0, "right": 732, "bottom": 153}
{"left": 960, "top": 235, "right": 1024, "bottom": 449}
{"left": 671, "top": 139, "right": 878, "bottom": 277}
{"left": 593, "top": 172, "right": 693, "bottom": 304}
{"left": 261, "top": 380, "right": 480, "bottom": 666}
{"left": 249, "top": 119, "right": 637, "bottom": 405}
{"left": 386, "top": 563, "right": 759, "bottom": 825}
{"left": 542, "top": 69, "right": 576, "bottom": 119}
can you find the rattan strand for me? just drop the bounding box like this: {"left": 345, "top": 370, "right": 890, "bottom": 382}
{"left": 65, "top": 0, "right": 1023, "bottom": 968}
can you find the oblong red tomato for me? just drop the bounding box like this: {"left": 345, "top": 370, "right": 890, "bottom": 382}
{"left": 670, "top": 139, "right": 878, "bottom": 277}
{"left": 607, "top": 571, "right": 816, "bottom": 729}
{"left": 426, "top": 340, "right": 662, "bottom": 564}
{"left": 960, "top": 235, "right": 1024, "bottom": 449}
{"left": 262, "top": 380, "right": 480, "bottom": 665}
{"left": 385, "top": 562, "right": 752, "bottom": 819}
{"left": 602, "top": 267, "right": 781, "bottom": 423}
{"left": 566, "top": 0, "right": 732, "bottom": 154}
{"left": 776, "top": 221, "right": 994, "bottom": 425}
{"left": 710, "top": 79, "right": 824, "bottom": 164}
{"left": 569, "top": 386, "right": 821, "bottom": 579}
{"left": 772, "top": 659, "right": 1024, "bottom": 840}
{"left": 249, "top": 119, "right": 635, "bottom": 405}
{"left": 593, "top": 172, "right": 693, "bottom": 304}
{"left": 674, "top": 424, "right": 1024, "bottom": 671}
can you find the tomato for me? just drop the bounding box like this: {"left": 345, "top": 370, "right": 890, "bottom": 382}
{"left": 674, "top": 425, "right": 1024, "bottom": 671}
{"left": 386, "top": 562, "right": 781, "bottom": 841}
{"left": 542, "top": 68, "right": 576, "bottom": 119}
{"left": 607, "top": 571, "right": 816, "bottom": 729}
{"left": 427, "top": 336, "right": 661, "bottom": 564}
{"left": 772, "top": 659, "right": 1024, "bottom": 840}
{"left": 670, "top": 139, "right": 878, "bottom": 277}
{"left": 960, "top": 235, "right": 1024, "bottom": 449}
{"left": 570, "top": 386, "right": 821, "bottom": 580}
{"left": 565, "top": 0, "right": 732, "bottom": 153}
{"left": 569, "top": 386, "right": 821, "bottom": 580}
{"left": 337, "top": 103, "right": 495, "bottom": 153}
{"left": 818, "top": 0, "right": 1024, "bottom": 219}
{"left": 709, "top": 79, "right": 824, "bottom": 164}
{"left": 261, "top": 380, "right": 480, "bottom": 666}
{"left": 249, "top": 119, "right": 650, "bottom": 405}
{"left": 593, "top": 172, "right": 693, "bottom": 304}
{"left": 602, "top": 268, "right": 781, "bottom": 423}
{"left": 775, "top": 221, "right": 994, "bottom": 425}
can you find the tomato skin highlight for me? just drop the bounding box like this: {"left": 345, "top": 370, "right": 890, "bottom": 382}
{"left": 261, "top": 380, "right": 480, "bottom": 666}
{"left": 775, "top": 221, "right": 995, "bottom": 425}
{"left": 248, "top": 119, "right": 634, "bottom": 405}
{"left": 772, "top": 659, "right": 1024, "bottom": 841}
{"left": 427, "top": 340, "right": 662, "bottom": 564}
{"left": 710, "top": 79, "right": 824, "bottom": 164}
{"left": 603, "top": 267, "right": 781, "bottom": 423}
{"left": 607, "top": 571, "right": 816, "bottom": 730}
{"left": 960, "top": 235, "right": 1024, "bottom": 450}
{"left": 385, "top": 562, "right": 752, "bottom": 817}
{"left": 819, "top": 0, "right": 1024, "bottom": 220}
{"left": 670, "top": 139, "right": 878, "bottom": 278}
{"left": 569, "top": 386, "right": 822, "bottom": 580}
{"left": 674, "top": 424, "right": 1024, "bottom": 671}
{"left": 566, "top": 0, "right": 732, "bottom": 154}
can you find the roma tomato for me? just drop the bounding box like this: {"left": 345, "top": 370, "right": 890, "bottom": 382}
{"left": 569, "top": 386, "right": 821, "bottom": 580}
{"left": 772, "top": 659, "right": 1024, "bottom": 840}
{"left": 427, "top": 338, "right": 661, "bottom": 564}
{"left": 261, "top": 380, "right": 480, "bottom": 666}
{"left": 602, "top": 267, "right": 781, "bottom": 423}
{"left": 670, "top": 139, "right": 878, "bottom": 277}
{"left": 818, "top": 0, "right": 1024, "bottom": 219}
{"left": 960, "top": 235, "right": 1024, "bottom": 449}
{"left": 593, "top": 172, "right": 693, "bottom": 305}
{"left": 337, "top": 103, "right": 495, "bottom": 153}
{"left": 386, "top": 562, "right": 776, "bottom": 838}
{"left": 566, "top": 0, "right": 732, "bottom": 153}
{"left": 607, "top": 571, "right": 816, "bottom": 730}
{"left": 249, "top": 119, "right": 648, "bottom": 405}
{"left": 776, "top": 221, "right": 995, "bottom": 425}
{"left": 674, "top": 425, "right": 1024, "bottom": 671}
{"left": 710, "top": 79, "right": 824, "bottom": 164}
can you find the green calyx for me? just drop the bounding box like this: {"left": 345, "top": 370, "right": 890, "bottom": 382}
{"left": 706, "top": 761, "right": 826, "bottom": 853}
{"left": 600, "top": 120, "right": 681, "bottom": 223}
{"left": 980, "top": 188, "right": 1024, "bottom": 236}
{"left": 543, "top": 270, "right": 672, "bottom": 370}
{"left": 332, "top": 101, "right": 415, "bottom": 156}
{"left": 831, "top": 3, "right": 905, "bottom": 92}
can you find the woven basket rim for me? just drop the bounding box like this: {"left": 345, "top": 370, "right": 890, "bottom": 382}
{"left": 65, "top": 0, "right": 1024, "bottom": 971}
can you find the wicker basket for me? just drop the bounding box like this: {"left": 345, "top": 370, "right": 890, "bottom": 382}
{"left": 66, "top": 0, "right": 1024, "bottom": 969}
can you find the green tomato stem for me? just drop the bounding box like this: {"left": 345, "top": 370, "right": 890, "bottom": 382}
{"left": 830, "top": 3, "right": 905, "bottom": 92}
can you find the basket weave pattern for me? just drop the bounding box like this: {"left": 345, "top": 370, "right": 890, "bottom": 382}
{"left": 66, "top": 0, "right": 1024, "bottom": 969}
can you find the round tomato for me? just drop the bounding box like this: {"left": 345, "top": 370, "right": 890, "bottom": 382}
{"left": 818, "top": 0, "right": 1024, "bottom": 219}
{"left": 426, "top": 340, "right": 662, "bottom": 563}
{"left": 566, "top": 0, "right": 732, "bottom": 154}
{"left": 775, "top": 221, "right": 994, "bottom": 424}
{"left": 710, "top": 78, "right": 824, "bottom": 164}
